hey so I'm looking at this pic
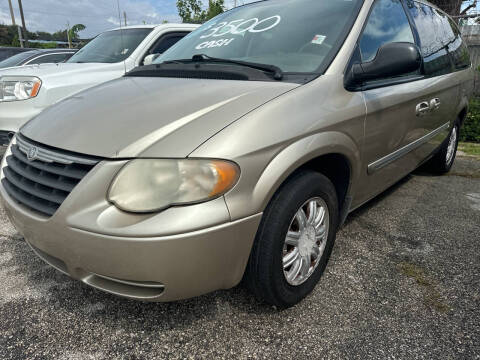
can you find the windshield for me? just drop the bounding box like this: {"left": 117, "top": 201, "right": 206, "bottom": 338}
{"left": 156, "top": 0, "right": 361, "bottom": 73}
{"left": 0, "top": 51, "right": 37, "bottom": 68}
{"left": 67, "top": 28, "right": 152, "bottom": 64}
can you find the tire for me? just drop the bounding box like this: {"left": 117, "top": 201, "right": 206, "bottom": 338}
{"left": 243, "top": 170, "right": 339, "bottom": 308}
{"left": 423, "top": 122, "right": 459, "bottom": 175}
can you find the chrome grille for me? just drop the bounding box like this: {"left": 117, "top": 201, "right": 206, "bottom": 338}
{"left": 2, "top": 135, "right": 101, "bottom": 217}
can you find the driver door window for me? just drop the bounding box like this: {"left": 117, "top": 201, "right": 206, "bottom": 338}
{"left": 359, "top": 0, "right": 415, "bottom": 62}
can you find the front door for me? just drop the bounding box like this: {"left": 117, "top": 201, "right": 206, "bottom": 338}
{"left": 353, "top": 0, "right": 431, "bottom": 205}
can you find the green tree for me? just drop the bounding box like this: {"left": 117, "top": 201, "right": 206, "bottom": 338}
{"left": 52, "top": 30, "right": 68, "bottom": 41}
{"left": 204, "top": 0, "right": 225, "bottom": 21}
{"left": 68, "top": 24, "right": 86, "bottom": 47}
{"left": 68, "top": 24, "right": 86, "bottom": 41}
{"left": 176, "top": 0, "right": 225, "bottom": 24}
{"left": 11, "top": 34, "right": 20, "bottom": 47}
{"left": 0, "top": 25, "right": 20, "bottom": 46}
{"left": 0, "top": 26, "right": 9, "bottom": 45}
{"left": 177, "top": 0, "right": 203, "bottom": 23}
{"left": 36, "top": 31, "right": 53, "bottom": 41}
{"left": 428, "top": 0, "right": 478, "bottom": 19}
{"left": 0, "top": 24, "right": 89, "bottom": 48}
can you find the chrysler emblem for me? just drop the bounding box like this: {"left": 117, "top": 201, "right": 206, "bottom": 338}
{"left": 27, "top": 147, "right": 38, "bottom": 161}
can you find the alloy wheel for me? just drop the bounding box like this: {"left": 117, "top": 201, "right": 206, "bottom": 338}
{"left": 282, "top": 197, "right": 329, "bottom": 286}
{"left": 446, "top": 125, "right": 458, "bottom": 166}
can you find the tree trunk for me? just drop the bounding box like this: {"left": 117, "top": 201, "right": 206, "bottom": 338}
{"left": 428, "top": 0, "right": 463, "bottom": 16}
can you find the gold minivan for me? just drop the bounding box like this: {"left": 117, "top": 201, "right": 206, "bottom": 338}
{"left": 0, "top": 0, "right": 473, "bottom": 307}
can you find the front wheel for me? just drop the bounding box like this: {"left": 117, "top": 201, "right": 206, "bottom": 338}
{"left": 243, "top": 170, "right": 339, "bottom": 308}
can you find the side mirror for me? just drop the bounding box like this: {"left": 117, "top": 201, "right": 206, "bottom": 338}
{"left": 346, "top": 42, "right": 422, "bottom": 89}
{"left": 143, "top": 53, "right": 160, "bottom": 66}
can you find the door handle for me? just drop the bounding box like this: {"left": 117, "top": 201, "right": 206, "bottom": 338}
{"left": 430, "top": 98, "right": 441, "bottom": 110}
{"left": 416, "top": 102, "right": 430, "bottom": 117}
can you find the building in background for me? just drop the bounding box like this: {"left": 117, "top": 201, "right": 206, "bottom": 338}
{"left": 461, "top": 25, "right": 480, "bottom": 94}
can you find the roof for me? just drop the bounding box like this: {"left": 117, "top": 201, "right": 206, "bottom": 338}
{"left": 28, "top": 40, "right": 78, "bottom": 45}
{"left": 0, "top": 46, "right": 34, "bottom": 51}
{"left": 108, "top": 23, "right": 192, "bottom": 31}
{"left": 19, "top": 48, "right": 77, "bottom": 54}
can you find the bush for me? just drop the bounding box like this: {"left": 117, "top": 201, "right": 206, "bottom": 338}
{"left": 461, "top": 98, "right": 480, "bottom": 143}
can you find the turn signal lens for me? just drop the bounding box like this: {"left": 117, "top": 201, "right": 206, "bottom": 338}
{"left": 0, "top": 76, "right": 42, "bottom": 102}
{"left": 209, "top": 160, "right": 240, "bottom": 197}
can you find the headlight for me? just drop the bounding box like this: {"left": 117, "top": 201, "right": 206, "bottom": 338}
{"left": 108, "top": 159, "right": 240, "bottom": 213}
{"left": 0, "top": 76, "right": 42, "bottom": 102}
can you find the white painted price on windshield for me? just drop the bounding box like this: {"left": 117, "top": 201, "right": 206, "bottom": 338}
{"left": 200, "top": 15, "right": 282, "bottom": 39}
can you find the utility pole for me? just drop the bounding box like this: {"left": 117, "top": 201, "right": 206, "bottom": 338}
{"left": 8, "top": 0, "right": 24, "bottom": 47}
{"left": 66, "top": 22, "right": 71, "bottom": 49}
{"left": 234, "top": 0, "right": 237, "bottom": 7}
{"left": 124, "top": 11, "right": 127, "bottom": 27}
{"left": 17, "top": 0, "right": 28, "bottom": 47}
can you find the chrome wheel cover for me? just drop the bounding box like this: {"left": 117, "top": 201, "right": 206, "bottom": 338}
{"left": 282, "top": 197, "right": 329, "bottom": 286}
{"left": 446, "top": 126, "right": 457, "bottom": 166}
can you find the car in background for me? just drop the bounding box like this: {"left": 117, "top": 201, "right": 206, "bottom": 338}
{"left": 0, "top": 49, "right": 77, "bottom": 69}
{"left": 0, "top": 24, "right": 198, "bottom": 145}
{"left": 0, "top": 47, "right": 32, "bottom": 62}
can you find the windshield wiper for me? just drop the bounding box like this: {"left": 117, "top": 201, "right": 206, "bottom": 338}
{"left": 164, "top": 54, "right": 284, "bottom": 80}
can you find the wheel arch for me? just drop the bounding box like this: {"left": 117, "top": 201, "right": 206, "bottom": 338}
{"left": 252, "top": 132, "right": 361, "bottom": 220}
{"left": 299, "top": 153, "right": 352, "bottom": 222}
{"left": 458, "top": 106, "right": 468, "bottom": 126}
{"left": 456, "top": 92, "right": 470, "bottom": 127}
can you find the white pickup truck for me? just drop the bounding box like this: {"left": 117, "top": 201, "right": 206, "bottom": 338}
{"left": 0, "top": 24, "right": 198, "bottom": 145}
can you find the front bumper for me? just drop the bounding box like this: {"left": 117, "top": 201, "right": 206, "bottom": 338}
{"left": 0, "top": 131, "right": 13, "bottom": 146}
{"left": 0, "top": 150, "right": 262, "bottom": 301}
{"left": 0, "top": 100, "right": 43, "bottom": 133}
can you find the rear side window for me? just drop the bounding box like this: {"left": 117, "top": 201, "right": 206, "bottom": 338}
{"left": 405, "top": 1, "right": 455, "bottom": 76}
{"left": 359, "top": 0, "right": 415, "bottom": 62}
{"left": 446, "top": 17, "right": 471, "bottom": 70}
{"left": 149, "top": 34, "right": 187, "bottom": 55}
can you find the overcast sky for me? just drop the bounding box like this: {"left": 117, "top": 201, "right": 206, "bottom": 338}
{"left": 2, "top": 1, "right": 480, "bottom": 38}
{"left": 0, "top": 0, "right": 254, "bottom": 38}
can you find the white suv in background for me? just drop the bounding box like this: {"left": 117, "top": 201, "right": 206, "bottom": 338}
{"left": 0, "top": 24, "right": 198, "bottom": 145}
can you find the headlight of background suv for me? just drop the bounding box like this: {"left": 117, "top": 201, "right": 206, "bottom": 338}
{"left": 108, "top": 159, "right": 240, "bottom": 213}
{"left": 0, "top": 76, "right": 42, "bottom": 102}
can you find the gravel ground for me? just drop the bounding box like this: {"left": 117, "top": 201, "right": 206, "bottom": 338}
{"left": 0, "top": 155, "right": 479, "bottom": 359}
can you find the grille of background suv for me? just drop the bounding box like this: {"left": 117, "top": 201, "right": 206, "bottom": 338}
{"left": 1, "top": 135, "right": 101, "bottom": 217}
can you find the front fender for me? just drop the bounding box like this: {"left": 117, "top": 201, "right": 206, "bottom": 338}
{"left": 190, "top": 74, "right": 366, "bottom": 221}
{"left": 253, "top": 131, "right": 360, "bottom": 209}
{"left": 215, "top": 131, "right": 361, "bottom": 221}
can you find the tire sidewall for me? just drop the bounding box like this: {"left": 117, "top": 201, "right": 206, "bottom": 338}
{"left": 445, "top": 123, "right": 459, "bottom": 171}
{"left": 260, "top": 171, "right": 339, "bottom": 307}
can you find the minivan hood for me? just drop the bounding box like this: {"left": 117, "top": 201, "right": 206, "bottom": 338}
{"left": 0, "top": 62, "right": 114, "bottom": 78}
{"left": 21, "top": 76, "right": 298, "bottom": 158}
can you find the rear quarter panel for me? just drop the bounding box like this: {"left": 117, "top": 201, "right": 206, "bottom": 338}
{"left": 456, "top": 66, "right": 475, "bottom": 117}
